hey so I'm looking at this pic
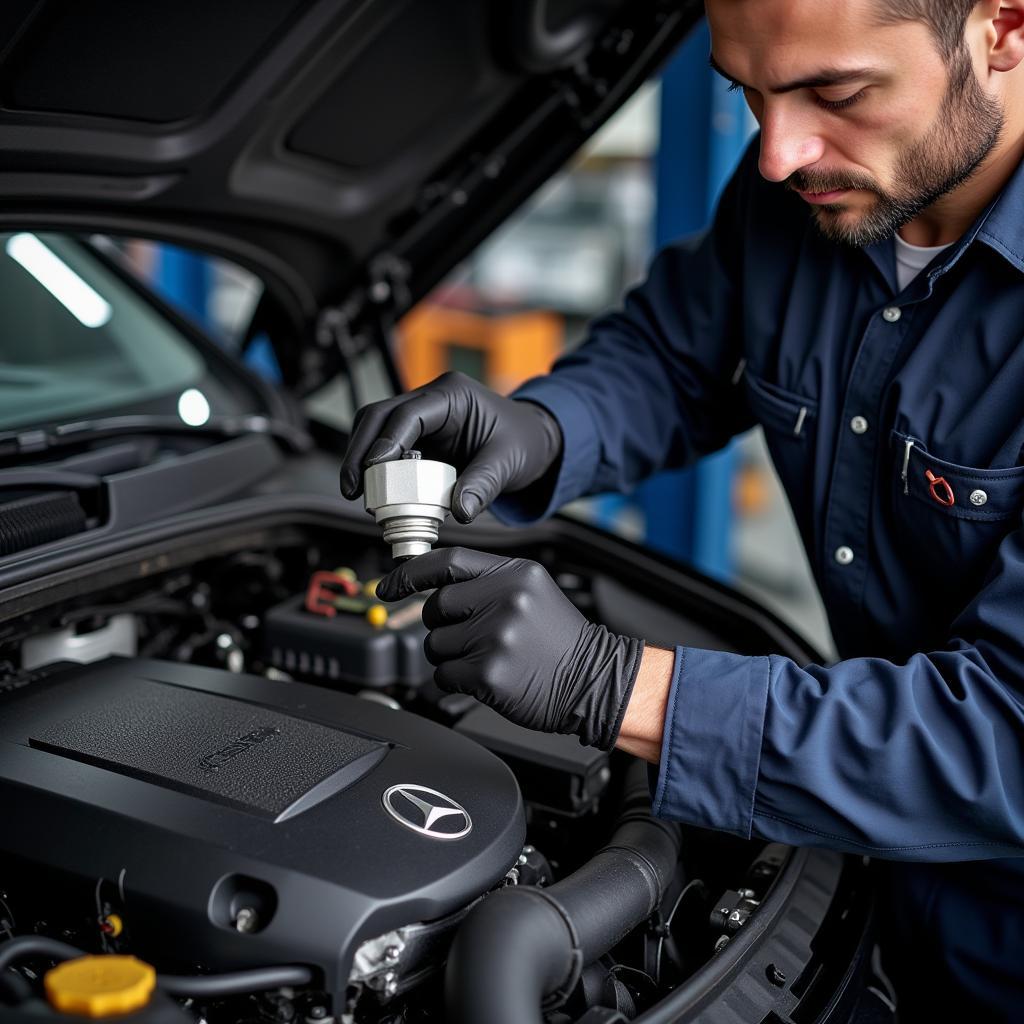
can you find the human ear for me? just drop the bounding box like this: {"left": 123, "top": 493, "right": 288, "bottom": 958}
{"left": 982, "top": 1, "right": 1024, "bottom": 73}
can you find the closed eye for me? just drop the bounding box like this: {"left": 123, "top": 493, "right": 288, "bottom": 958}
{"left": 816, "top": 89, "right": 867, "bottom": 112}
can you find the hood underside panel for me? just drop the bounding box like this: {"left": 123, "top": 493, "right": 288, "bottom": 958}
{"left": 0, "top": 0, "right": 700, "bottom": 326}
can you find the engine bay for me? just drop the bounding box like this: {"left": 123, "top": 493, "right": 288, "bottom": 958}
{"left": 0, "top": 523, "right": 853, "bottom": 1023}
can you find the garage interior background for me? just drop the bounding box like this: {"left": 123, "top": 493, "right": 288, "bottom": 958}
{"left": 123, "top": 19, "right": 835, "bottom": 662}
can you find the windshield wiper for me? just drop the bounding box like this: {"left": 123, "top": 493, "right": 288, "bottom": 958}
{"left": 0, "top": 414, "right": 313, "bottom": 460}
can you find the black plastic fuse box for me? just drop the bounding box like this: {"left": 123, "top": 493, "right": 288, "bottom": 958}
{"left": 262, "top": 593, "right": 430, "bottom": 688}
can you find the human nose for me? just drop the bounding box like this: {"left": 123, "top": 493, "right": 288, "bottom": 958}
{"left": 757, "top": 103, "right": 826, "bottom": 183}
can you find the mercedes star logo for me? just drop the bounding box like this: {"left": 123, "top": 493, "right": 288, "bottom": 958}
{"left": 382, "top": 784, "right": 473, "bottom": 840}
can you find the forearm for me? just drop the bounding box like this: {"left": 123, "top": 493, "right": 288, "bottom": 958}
{"left": 615, "top": 645, "right": 674, "bottom": 763}
{"left": 637, "top": 637, "right": 1024, "bottom": 858}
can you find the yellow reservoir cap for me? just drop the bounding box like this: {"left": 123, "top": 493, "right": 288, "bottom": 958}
{"left": 45, "top": 955, "right": 156, "bottom": 1018}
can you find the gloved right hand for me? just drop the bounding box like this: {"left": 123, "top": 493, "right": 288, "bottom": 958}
{"left": 340, "top": 371, "right": 563, "bottom": 523}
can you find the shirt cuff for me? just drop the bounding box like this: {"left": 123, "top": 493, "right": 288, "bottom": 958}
{"left": 650, "top": 646, "right": 771, "bottom": 839}
{"left": 490, "top": 376, "right": 602, "bottom": 526}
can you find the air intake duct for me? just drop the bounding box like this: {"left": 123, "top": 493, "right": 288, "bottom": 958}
{"left": 445, "top": 759, "right": 682, "bottom": 1024}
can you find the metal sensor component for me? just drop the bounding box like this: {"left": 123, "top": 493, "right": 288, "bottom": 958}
{"left": 234, "top": 906, "right": 259, "bottom": 933}
{"left": 363, "top": 452, "right": 456, "bottom": 561}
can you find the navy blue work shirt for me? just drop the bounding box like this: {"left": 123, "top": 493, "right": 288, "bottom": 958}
{"left": 494, "top": 139, "right": 1024, "bottom": 1018}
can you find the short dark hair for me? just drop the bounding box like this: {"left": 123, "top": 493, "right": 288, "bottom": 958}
{"left": 873, "top": 1, "right": 979, "bottom": 59}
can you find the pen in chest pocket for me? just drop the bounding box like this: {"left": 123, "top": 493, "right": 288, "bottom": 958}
{"left": 901, "top": 436, "right": 918, "bottom": 496}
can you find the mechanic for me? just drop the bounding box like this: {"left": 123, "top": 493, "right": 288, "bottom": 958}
{"left": 341, "top": 0, "right": 1024, "bottom": 1017}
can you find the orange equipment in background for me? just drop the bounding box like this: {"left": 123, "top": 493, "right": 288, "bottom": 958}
{"left": 397, "top": 304, "right": 563, "bottom": 395}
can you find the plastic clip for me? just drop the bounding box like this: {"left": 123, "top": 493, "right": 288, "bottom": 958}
{"left": 925, "top": 469, "right": 955, "bottom": 507}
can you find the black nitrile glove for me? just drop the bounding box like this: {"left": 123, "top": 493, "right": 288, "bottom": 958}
{"left": 340, "top": 371, "right": 562, "bottom": 523}
{"left": 376, "top": 547, "right": 645, "bottom": 750}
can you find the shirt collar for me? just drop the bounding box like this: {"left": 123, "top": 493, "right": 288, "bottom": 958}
{"left": 860, "top": 153, "right": 1024, "bottom": 293}
{"left": 974, "top": 151, "right": 1024, "bottom": 274}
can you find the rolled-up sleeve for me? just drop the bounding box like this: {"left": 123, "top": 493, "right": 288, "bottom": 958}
{"left": 653, "top": 523, "right": 1024, "bottom": 861}
{"left": 652, "top": 646, "right": 770, "bottom": 837}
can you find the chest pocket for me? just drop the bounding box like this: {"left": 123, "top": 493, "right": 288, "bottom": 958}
{"left": 744, "top": 372, "right": 817, "bottom": 441}
{"left": 744, "top": 372, "right": 818, "bottom": 521}
{"left": 893, "top": 430, "right": 1024, "bottom": 523}
{"left": 889, "top": 430, "right": 1024, "bottom": 597}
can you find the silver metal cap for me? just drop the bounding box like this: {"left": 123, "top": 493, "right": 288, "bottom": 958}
{"left": 363, "top": 457, "right": 457, "bottom": 561}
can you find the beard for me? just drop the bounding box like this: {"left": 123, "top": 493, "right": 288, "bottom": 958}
{"left": 789, "top": 51, "right": 1005, "bottom": 247}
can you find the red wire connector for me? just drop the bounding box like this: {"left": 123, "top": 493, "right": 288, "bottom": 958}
{"left": 304, "top": 570, "right": 360, "bottom": 618}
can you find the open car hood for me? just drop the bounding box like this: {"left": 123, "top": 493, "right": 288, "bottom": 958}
{"left": 0, "top": 0, "right": 700, "bottom": 391}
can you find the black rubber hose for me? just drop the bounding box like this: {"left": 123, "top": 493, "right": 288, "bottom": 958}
{"left": 0, "top": 935, "right": 312, "bottom": 999}
{"left": 0, "top": 937, "right": 85, "bottom": 974}
{"left": 158, "top": 965, "right": 313, "bottom": 997}
{"left": 0, "top": 965, "right": 34, "bottom": 1005}
{"left": 446, "top": 760, "right": 682, "bottom": 1024}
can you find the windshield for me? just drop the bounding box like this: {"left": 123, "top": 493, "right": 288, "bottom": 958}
{"left": 0, "top": 232, "right": 260, "bottom": 430}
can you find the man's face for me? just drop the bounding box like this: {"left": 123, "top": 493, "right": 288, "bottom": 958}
{"left": 705, "top": 0, "right": 1003, "bottom": 246}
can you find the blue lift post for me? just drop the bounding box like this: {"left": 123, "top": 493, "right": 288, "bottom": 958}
{"left": 636, "top": 20, "right": 754, "bottom": 581}
{"left": 152, "top": 244, "right": 283, "bottom": 382}
{"left": 154, "top": 244, "right": 212, "bottom": 330}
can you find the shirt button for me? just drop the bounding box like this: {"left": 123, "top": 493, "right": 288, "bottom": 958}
{"left": 882, "top": 306, "right": 902, "bottom": 323}
{"left": 850, "top": 416, "right": 869, "bottom": 435}
{"left": 834, "top": 546, "right": 855, "bottom": 566}
{"left": 969, "top": 489, "right": 989, "bottom": 507}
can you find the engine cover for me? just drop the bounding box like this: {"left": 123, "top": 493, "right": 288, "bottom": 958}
{"left": 0, "top": 657, "right": 525, "bottom": 992}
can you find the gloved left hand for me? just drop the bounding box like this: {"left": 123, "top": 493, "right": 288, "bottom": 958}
{"left": 376, "top": 547, "right": 645, "bottom": 750}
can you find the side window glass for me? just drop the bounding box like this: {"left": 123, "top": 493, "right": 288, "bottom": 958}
{"left": 102, "top": 237, "right": 276, "bottom": 380}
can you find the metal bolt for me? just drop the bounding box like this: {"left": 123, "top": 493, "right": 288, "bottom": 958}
{"left": 234, "top": 907, "right": 259, "bottom": 933}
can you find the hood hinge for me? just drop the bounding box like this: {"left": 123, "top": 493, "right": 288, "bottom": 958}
{"left": 314, "top": 252, "right": 411, "bottom": 399}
